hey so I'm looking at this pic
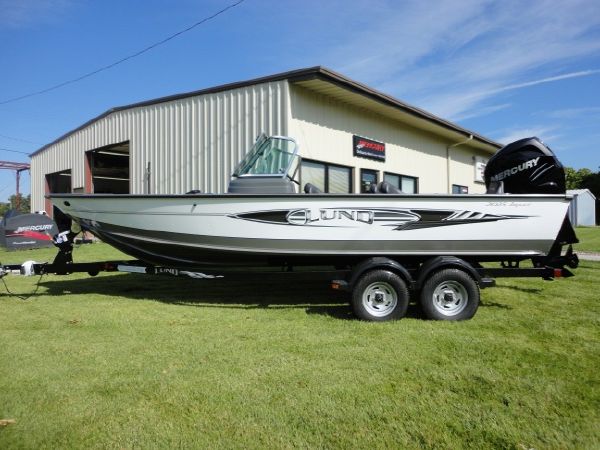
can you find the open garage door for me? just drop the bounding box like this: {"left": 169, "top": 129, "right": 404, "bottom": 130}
{"left": 45, "top": 169, "right": 72, "bottom": 229}
{"left": 86, "top": 142, "right": 130, "bottom": 194}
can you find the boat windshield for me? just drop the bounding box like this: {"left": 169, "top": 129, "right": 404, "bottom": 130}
{"left": 233, "top": 135, "right": 299, "bottom": 178}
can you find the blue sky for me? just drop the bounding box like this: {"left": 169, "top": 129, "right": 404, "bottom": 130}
{"left": 1, "top": 0, "right": 599, "bottom": 202}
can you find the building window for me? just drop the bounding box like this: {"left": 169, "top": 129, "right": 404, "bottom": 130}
{"left": 452, "top": 184, "right": 469, "bottom": 194}
{"left": 360, "top": 169, "right": 378, "bottom": 193}
{"left": 301, "top": 160, "right": 352, "bottom": 193}
{"left": 384, "top": 172, "right": 418, "bottom": 193}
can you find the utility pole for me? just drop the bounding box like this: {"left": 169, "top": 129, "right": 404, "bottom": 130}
{"left": 0, "top": 161, "right": 31, "bottom": 210}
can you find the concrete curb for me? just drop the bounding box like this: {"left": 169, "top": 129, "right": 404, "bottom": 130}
{"left": 577, "top": 252, "right": 600, "bottom": 262}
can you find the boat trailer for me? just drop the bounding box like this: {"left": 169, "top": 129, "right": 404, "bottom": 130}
{"left": 0, "top": 230, "right": 579, "bottom": 321}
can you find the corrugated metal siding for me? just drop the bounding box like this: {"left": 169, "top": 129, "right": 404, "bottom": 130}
{"left": 288, "top": 85, "right": 445, "bottom": 193}
{"left": 293, "top": 78, "right": 498, "bottom": 153}
{"left": 30, "top": 81, "right": 289, "bottom": 211}
{"left": 288, "top": 85, "right": 487, "bottom": 194}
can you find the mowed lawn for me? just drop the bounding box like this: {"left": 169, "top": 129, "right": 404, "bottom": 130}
{"left": 575, "top": 226, "right": 600, "bottom": 253}
{"left": 1, "top": 239, "right": 599, "bottom": 449}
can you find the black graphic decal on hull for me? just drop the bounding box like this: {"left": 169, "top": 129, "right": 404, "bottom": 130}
{"left": 233, "top": 208, "right": 528, "bottom": 229}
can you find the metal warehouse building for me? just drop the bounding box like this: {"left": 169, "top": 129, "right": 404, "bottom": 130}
{"left": 31, "top": 66, "right": 501, "bottom": 216}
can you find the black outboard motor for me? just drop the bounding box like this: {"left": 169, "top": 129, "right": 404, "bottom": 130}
{"left": 485, "top": 137, "right": 578, "bottom": 259}
{"left": 484, "top": 137, "right": 565, "bottom": 194}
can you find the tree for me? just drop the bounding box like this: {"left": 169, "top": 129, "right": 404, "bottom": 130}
{"left": 580, "top": 172, "right": 600, "bottom": 199}
{"left": 8, "top": 194, "right": 31, "bottom": 213}
{"left": 565, "top": 167, "right": 592, "bottom": 190}
{"left": 0, "top": 202, "right": 10, "bottom": 218}
{"left": 565, "top": 167, "right": 600, "bottom": 199}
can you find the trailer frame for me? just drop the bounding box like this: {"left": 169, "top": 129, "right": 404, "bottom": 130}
{"left": 0, "top": 233, "right": 579, "bottom": 321}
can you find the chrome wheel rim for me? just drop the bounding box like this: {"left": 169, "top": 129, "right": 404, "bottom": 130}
{"left": 362, "top": 281, "right": 398, "bottom": 317}
{"left": 432, "top": 281, "right": 468, "bottom": 316}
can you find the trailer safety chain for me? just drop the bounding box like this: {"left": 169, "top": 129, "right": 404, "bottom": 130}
{"left": 1, "top": 267, "right": 47, "bottom": 301}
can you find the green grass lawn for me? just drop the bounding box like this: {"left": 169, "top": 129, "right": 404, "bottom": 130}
{"left": 1, "top": 243, "right": 599, "bottom": 449}
{"left": 575, "top": 226, "right": 600, "bottom": 253}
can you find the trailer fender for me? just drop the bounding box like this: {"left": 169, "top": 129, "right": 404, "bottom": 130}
{"left": 416, "top": 256, "right": 482, "bottom": 290}
{"left": 348, "top": 257, "right": 414, "bottom": 290}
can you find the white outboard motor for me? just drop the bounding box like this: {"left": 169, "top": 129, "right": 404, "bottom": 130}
{"left": 484, "top": 137, "right": 566, "bottom": 194}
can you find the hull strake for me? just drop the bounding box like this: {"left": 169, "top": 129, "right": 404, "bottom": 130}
{"left": 81, "top": 220, "right": 553, "bottom": 267}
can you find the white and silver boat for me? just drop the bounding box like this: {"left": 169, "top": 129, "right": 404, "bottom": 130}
{"left": 49, "top": 135, "right": 577, "bottom": 268}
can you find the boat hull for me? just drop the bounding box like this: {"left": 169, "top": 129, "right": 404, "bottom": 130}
{"left": 50, "top": 193, "right": 572, "bottom": 267}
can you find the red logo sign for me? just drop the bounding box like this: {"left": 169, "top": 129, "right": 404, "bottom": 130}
{"left": 353, "top": 135, "right": 385, "bottom": 161}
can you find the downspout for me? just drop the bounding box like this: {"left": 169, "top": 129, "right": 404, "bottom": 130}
{"left": 446, "top": 134, "right": 473, "bottom": 193}
{"left": 145, "top": 162, "right": 151, "bottom": 194}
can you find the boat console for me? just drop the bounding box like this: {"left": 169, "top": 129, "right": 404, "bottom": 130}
{"left": 227, "top": 134, "right": 300, "bottom": 194}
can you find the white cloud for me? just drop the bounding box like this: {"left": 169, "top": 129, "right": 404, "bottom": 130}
{"left": 332, "top": 0, "right": 492, "bottom": 85}
{"left": 489, "top": 70, "right": 600, "bottom": 95}
{"left": 324, "top": 0, "right": 600, "bottom": 120}
{"left": 451, "top": 103, "right": 512, "bottom": 121}
{"left": 421, "top": 70, "right": 600, "bottom": 120}
{"left": 544, "top": 106, "right": 600, "bottom": 119}
{"left": 0, "top": 0, "right": 74, "bottom": 28}
{"left": 495, "top": 126, "right": 559, "bottom": 145}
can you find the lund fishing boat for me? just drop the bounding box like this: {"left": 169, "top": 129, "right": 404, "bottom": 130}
{"left": 31, "top": 134, "right": 578, "bottom": 322}
{"left": 48, "top": 135, "right": 576, "bottom": 268}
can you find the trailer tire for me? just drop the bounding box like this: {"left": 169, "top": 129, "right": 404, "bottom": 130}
{"left": 351, "top": 270, "right": 409, "bottom": 321}
{"left": 420, "top": 269, "right": 479, "bottom": 321}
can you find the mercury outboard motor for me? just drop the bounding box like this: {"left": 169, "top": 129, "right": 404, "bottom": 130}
{"left": 484, "top": 137, "right": 565, "bottom": 194}
{"left": 485, "top": 137, "right": 578, "bottom": 259}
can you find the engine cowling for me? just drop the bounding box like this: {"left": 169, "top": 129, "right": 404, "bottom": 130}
{"left": 484, "top": 137, "right": 565, "bottom": 194}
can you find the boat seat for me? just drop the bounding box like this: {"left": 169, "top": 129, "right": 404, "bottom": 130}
{"left": 486, "top": 181, "right": 505, "bottom": 194}
{"left": 367, "top": 183, "right": 379, "bottom": 193}
{"left": 377, "top": 181, "right": 403, "bottom": 194}
{"left": 304, "top": 183, "right": 322, "bottom": 194}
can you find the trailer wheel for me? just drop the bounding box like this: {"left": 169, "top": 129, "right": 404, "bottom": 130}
{"left": 351, "top": 270, "right": 409, "bottom": 321}
{"left": 420, "top": 269, "right": 479, "bottom": 320}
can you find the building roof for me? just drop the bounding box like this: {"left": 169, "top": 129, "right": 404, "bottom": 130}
{"left": 567, "top": 189, "right": 597, "bottom": 200}
{"left": 32, "top": 66, "right": 503, "bottom": 156}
